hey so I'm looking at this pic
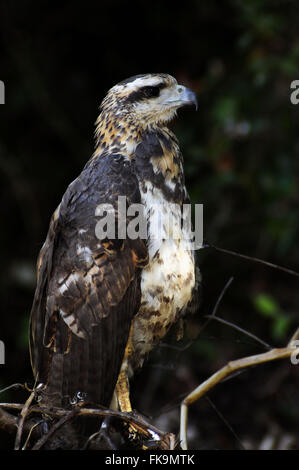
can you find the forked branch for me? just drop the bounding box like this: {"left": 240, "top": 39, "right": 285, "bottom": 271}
{"left": 180, "top": 327, "right": 299, "bottom": 449}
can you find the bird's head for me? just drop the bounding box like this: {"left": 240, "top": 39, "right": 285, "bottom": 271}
{"left": 99, "top": 73, "right": 198, "bottom": 127}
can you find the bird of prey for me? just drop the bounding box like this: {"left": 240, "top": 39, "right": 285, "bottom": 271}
{"left": 29, "top": 73, "right": 199, "bottom": 417}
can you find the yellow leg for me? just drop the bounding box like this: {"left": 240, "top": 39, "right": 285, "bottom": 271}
{"left": 115, "top": 369, "right": 132, "bottom": 412}
{"left": 115, "top": 369, "right": 149, "bottom": 446}
{"left": 114, "top": 325, "right": 176, "bottom": 449}
{"left": 115, "top": 326, "right": 147, "bottom": 444}
{"left": 115, "top": 323, "right": 134, "bottom": 412}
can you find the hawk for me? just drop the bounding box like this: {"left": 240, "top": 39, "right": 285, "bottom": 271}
{"left": 29, "top": 73, "right": 199, "bottom": 417}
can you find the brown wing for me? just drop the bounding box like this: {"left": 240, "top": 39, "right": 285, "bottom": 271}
{"left": 29, "top": 153, "right": 148, "bottom": 407}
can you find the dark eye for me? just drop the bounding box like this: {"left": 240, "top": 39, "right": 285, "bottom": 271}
{"left": 125, "top": 83, "right": 165, "bottom": 104}
{"left": 142, "top": 86, "right": 160, "bottom": 98}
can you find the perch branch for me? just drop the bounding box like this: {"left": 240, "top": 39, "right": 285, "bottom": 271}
{"left": 0, "top": 407, "right": 18, "bottom": 434}
{"left": 180, "top": 327, "right": 299, "bottom": 450}
{"left": 0, "top": 400, "right": 175, "bottom": 450}
{"left": 14, "top": 390, "right": 35, "bottom": 450}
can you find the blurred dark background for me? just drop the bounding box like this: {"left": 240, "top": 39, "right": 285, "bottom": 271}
{"left": 0, "top": 0, "right": 299, "bottom": 450}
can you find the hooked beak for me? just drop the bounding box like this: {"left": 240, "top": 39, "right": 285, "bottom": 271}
{"left": 178, "top": 85, "right": 198, "bottom": 111}
{"left": 164, "top": 84, "right": 198, "bottom": 111}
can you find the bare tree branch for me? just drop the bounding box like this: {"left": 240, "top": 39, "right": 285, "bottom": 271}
{"left": 205, "top": 242, "right": 299, "bottom": 278}
{"left": 14, "top": 391, "right": 35, "bottom": 450}
{"left": 180, "top": 328, "right": 299, "bottom": 450}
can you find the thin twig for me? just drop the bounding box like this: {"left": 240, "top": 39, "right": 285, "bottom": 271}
{"left": 14, "top": 391, "right": 35, "bottom": 450}
{"left": 205, "top": 242, "right": 299, "bottom": 278}
{"left": 31, "top": 407, "right": 79, "bottom": 450}
{"left": 204, "top": 314, "right": 273, "bottom": 350}
{"left": 211, "top": 277, "right": 234, "bottom": 318}
{"left": 83, "top": 428, "right": 118, "bottom": 450}
{"left": 0, "top": 383, "right": 26, "bottom": 395}
{"left": 288, "top": 327, "right": 299, "bottom": 346}
{"left": 200, "top": 276, "right": 234, "bottom": 333}
{"left": 205, "top": 396, "right": 245, "bottom": 450}
{"left": 0, "top": 403, "right": 25, "bottom": 411}
{"left": 22, "top": 421, "right": 43, "bottom": 450}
